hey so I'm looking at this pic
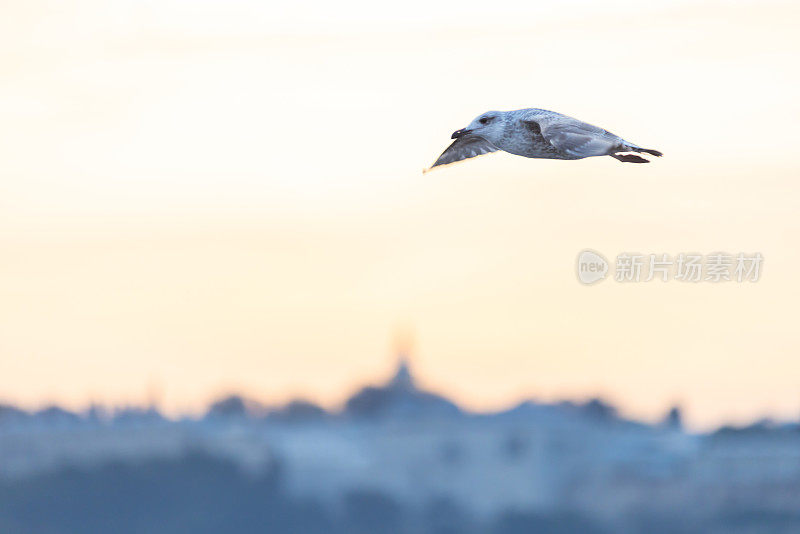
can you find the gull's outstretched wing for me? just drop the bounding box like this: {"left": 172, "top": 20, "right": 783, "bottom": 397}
{"left": 425, "top": 136, "right": 499, "bottom": 172}
{"left": 524, "top": 116, "right": 622, "bottom": 159}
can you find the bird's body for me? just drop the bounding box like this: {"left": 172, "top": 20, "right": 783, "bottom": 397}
{"left": 427, "top": 108, "right": 662, "bottom": 171}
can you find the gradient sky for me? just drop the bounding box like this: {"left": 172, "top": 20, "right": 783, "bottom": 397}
{"left": 1, "top": 0, "right": 799, "bottom": 429}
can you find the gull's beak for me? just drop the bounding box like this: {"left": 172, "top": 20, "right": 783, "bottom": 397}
{"left": 451, "top": 128, "right": 471, "bottom": 139}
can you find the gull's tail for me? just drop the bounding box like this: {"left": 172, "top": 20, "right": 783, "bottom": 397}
{"left": 637, "top": 148, "right": 663, "bottom": 157}
{"left": 612, "top": 143, "right": 663, "bottom": 163}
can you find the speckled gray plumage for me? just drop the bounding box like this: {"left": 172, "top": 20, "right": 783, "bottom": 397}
{"left": 427, "top": 108, "right": 662, "bottom": 171}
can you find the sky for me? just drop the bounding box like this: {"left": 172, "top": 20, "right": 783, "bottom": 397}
{"left": 1, "top": 0, "right": 799, "bottom": 429}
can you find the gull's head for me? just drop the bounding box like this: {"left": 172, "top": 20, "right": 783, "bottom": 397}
{"left": 451, "top": 111, "right": 504, "bottom": 142}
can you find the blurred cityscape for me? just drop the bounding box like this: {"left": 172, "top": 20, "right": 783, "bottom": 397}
{"left": 2, "top": 357, "right": 800, "bottom": 533}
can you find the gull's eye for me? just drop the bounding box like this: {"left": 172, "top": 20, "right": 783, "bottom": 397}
{"left": 479, "top": 117, "right": 490, "bottom": 125}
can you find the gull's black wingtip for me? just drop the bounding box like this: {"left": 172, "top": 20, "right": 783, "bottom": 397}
{"left": 612, "top": 154, "right": 651, "bottom": 163}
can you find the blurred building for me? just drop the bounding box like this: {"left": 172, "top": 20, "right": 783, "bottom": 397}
{"left": 2, "top": 359, "right": 800, "bottom": 529}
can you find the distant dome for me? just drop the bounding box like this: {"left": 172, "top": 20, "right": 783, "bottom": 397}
{"left": 206, "top": 395, "right": 265, "bottom": 419}
{"left": 344, "top": 358, "right": 460, "bottom": 419}
{"left": 388, "top": 357, "right": 415, "bottom": 391}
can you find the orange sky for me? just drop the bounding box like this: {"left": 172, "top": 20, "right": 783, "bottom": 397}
{"left": 1, "top": 0, "right": 799, "bottom": 429}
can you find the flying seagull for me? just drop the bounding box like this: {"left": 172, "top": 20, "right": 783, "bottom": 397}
{"left": 426, "top": 108, "right": 662, "bottom": 172}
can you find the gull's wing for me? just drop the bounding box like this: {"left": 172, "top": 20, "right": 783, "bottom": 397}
{"left": 425, "top": 136, "right": 499, "bottom": 172}
{"left": 524, "top": 116, "right": 622, "bottom": 158}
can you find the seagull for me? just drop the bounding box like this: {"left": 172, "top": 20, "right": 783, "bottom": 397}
{"left": 426, "top": 108, "right": 662, "bottom": 172}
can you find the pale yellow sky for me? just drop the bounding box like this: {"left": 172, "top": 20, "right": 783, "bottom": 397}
{"left": 1, "top": 0, "right": 799, "bottom": 429}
